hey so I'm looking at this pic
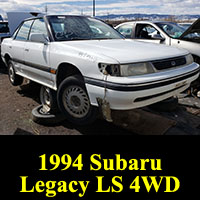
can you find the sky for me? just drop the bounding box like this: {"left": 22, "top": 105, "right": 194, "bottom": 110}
{"left": 0, "top": 0, "right": 200, "bottom": 18}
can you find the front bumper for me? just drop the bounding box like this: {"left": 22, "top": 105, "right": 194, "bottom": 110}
{"left": 85, "top": 63, "right": 200, "bottom": 110}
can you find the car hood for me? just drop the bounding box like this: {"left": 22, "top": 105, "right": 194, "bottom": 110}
{"left": 63, "top": 39, "right": 188, "bottom": 64}
{"left": 179, "top": 18, "right": 200, "bottom": 42}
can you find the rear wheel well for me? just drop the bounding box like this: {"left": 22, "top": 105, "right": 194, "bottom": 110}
{"left": 4, "top": 54, "right": 11, "bottom": 66}
{"left": 56, "top": 63, "right": 84, "bottom": 87}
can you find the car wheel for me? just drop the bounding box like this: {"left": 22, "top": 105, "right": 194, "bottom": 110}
{"left": 57, "top": 75, "right": 98, "bottom": 125}
{"left": 8, "top": 60, "right": 23, "bottom": 86}
{"left": 40, "top": 86, "right": 58, "bottom": 113}
{"left": 149, "top": 97, "right": 178, "bottom": 112}
{"left": 32, "top": 105, "right": 66, "bottom": 125}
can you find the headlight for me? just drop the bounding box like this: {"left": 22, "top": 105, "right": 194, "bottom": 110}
{"left": 99, "top": 63, "right": 121, "bottom": 76}
{"left": 120, "top": 62, "right": 155, "bottom": 76}
{"left": 99, "top": 62, "right": 155, "bottom": 76}
{"left": 185, "top": 54, "right": 194, "bottom": 65}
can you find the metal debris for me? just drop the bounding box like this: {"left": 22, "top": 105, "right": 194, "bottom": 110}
{"left": 179, "top": 97, "right": 200, "bottom": 109}
{"left": 97, "top": 98, "right": 113, "bottom": 122}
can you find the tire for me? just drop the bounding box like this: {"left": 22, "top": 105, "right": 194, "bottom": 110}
{"left": 57, "top": 75, "right": 98, "bottom": 125}
{"left": 149, "top": 97, "right": 178, "bottom": 112}
{"left": 32, "top": 105, "right": 66, "bottom": 125}
{"left": 40, "top": 86, "right": 58, "bottom": 113}
{"left": 8, "top": 60, "right": 23, "bottom": 86}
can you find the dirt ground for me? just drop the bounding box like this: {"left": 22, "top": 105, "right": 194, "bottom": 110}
{"left": 0, "top": 62, "right": 200, "bottom": 135}
{"left": 0, "top": 62, "right": 135, "bottom": 135}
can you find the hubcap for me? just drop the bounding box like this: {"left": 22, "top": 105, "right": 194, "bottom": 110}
{"left": 62, "top": 86, "right": 90, "bottom": 118}
{"left": 43, "top": 88, "right": 51, "bottom": 106}
{"left": 40, "top": 87, "right": 51, "bottom": 113}
{"left": 9, "top": 65, "right": 15, "bottom": 83}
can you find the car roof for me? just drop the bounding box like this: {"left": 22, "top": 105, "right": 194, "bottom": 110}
{"left": 118, "top": 20, "right": 177, "bottom": 25}
{"left": 23, "top": 14, "right": 92, "bottom": 22}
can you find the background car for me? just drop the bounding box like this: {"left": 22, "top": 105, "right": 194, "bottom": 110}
{"left": 115, "top": 19, "right": 200, "bottom": 93}
{"left": 0, "top": 21, "right": 10, "bottom": 40}
{"left": 115, "top": 19, "right": 200, "bottom": 60}
{"left": 0, "top": 21, "right": 10, "bottom": 62}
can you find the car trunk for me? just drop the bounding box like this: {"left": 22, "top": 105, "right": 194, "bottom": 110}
{"left": 7, "top": 12, "right": 44, "bottom": 35}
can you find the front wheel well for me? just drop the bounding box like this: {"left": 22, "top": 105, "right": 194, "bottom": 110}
{"left": 56, "top": 63, "right": 84, "bottom": 87}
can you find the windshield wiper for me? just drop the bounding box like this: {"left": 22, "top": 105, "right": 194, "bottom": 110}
{"left": 89, "top": 38, "right": 113, "bottom": 40}
{"left": 57, "top": 37, "right": 117, "bottom": 41}
{"left": 65, "top": 38, "right": 88, "bottom": 41}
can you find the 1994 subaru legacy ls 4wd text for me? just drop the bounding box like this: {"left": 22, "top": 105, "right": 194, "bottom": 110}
{"left": 1, "top": 15, "right": 200, "bottom": 125}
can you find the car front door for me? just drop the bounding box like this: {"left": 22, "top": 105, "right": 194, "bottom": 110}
{"left": 23, "top": 18, "right": 53, "bottom": 87}
{"left": 10, "top": 20, "right": 33, "bottom": 74}
{"left": 134, "top": 23, "right": 169, "bottom": 45}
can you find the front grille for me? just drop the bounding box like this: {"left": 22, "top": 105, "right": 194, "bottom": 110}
{"left": 152, "top": 56, "right": 186, "bottom": 70}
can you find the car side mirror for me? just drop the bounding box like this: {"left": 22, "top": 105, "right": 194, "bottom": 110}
{"left": 151, "top": 34, "right": 165, "bottom": 41}
{"left": 30, "top": 33, "right": 49, "bottom": 44}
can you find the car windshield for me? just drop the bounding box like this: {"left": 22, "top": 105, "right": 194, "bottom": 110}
{"left": 179, "top": 23, "right": 192, "bottom": 30}
{"left": 156, "top": 22, "right": 185, "bottom": 39}
{"left": 47, "top": 16, "right": 124, "bottom": 41}
{"left": 0, "top": 22, "right": 9, "bottom": 33}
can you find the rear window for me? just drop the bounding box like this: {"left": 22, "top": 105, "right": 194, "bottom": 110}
{"left": 0, "top": 22, "right": 9, "bottom": 33}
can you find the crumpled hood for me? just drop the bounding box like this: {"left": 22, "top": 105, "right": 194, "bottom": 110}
{"left": 62, "top": 39, "right": 189, "bottom": 63}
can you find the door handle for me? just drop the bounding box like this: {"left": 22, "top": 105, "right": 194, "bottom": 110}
{"left": 24, "top": 49, "right": 29, "bottom": 52}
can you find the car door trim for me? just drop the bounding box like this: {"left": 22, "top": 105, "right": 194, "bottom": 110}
{"left": 12, "top": 57, "right": 55, "bottom": 73}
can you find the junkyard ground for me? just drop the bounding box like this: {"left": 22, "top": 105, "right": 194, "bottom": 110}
{"left": 0, "top": 62, "right": 200, "bottom": 135}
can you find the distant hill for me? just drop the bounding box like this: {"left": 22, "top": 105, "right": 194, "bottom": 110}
{"left": 97, "top": 13, "right": 200, "bottom": 22}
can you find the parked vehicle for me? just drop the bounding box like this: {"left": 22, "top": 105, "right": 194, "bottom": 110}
{"left": 115, "top": 19, "right": 200, "bottom": 62}
{"left": 0, "top": 21, "right": 10, "bottom": 62}
{"left": 178, "top": 23, "right": 192, "bottom": 30}
{"left": 116, "top": 19, "right": 200, "bottom": 93}
{"left": 0, "top": 21, "right": 10, "bottom": 42}
{"left": 1, "top": 15, "right": 199, "bottom": 124}
{"left": 0, "top": 15, "right": 9, "bottom": 41}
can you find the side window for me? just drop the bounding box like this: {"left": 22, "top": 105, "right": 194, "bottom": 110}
{"left": 15, "top": 20, "right": 33, "bottom": 41}
{"left": 29, "top": 18, "right": 47, "bottom": 39}
{"left": 136, "top": 24, "right": 159, "bottom": 39}
{"left": 116, "top": 24, "right": 133, "bottom": 38}
{"left": 12, "top": 28, "right": 19, "bottom": 39}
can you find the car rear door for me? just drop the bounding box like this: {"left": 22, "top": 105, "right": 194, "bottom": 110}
{"left": 23, "top": 18, "right": 53, "bottom": 87}
{"left": 10, "top": 20, "right": 33, "bottom": 74}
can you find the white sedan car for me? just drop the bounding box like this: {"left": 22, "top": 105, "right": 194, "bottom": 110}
{"left": 116, "top": 19, "right": 200, "bottom": 63}
{"left": 1, "top": 15, "right": 199, "bottom": 124}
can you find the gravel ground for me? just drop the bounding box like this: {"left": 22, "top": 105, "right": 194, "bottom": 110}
{"left": 0, "top": 62, "right": 200, "bottom": 135}
{"left": 0, "top": 63, "right": 135, "bottom": 135}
